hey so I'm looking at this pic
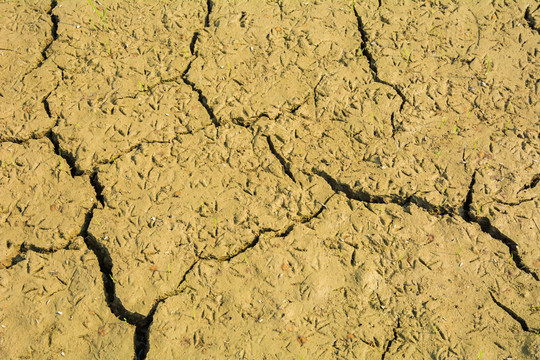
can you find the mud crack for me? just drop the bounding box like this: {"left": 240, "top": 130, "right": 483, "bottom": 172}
{"left": 134, "top": 260, "right": 200, "bottom": 360}
{"left": 188, "top": 0, "right": 213, "bottom": 55}
{"left": 313, "top": 75, "right": 325, "bottom": 122}
{"left": 182, "top": 61, "right": 219, "bottom": 127}
{"left": 6, "top": 241, "right": 78, "bottom": 269}
{"left": 352, "top": 6, "right": 407, "bottom": 111}
{"left": 489, "top": 292, "right": 535, "bottom": 333}
{"left": 20, "top": 0, "right": 58, "bottom": 81}
{"left": 181, "top": 1, "right": 218, "bottom": 127}
{"left": 41, "top": 81, "right": 84, "bottom": 179}
{"left": 462, "top": 172, "right": 539, "bottom": 281}
{"left": 42, "top": 1, "right": 59, "bottom": 61}
{"left": 381, "top": 318, "right": 400, "bottom": 360}
{"left": 204, "top": 193, "right": 334, "bottom": 263}
{"left": 137, "top": 193, "right": 333, "bottom": 357}
{"left": 45, "top": 130, "right": 80, "bottom": 177}
{"left": 518, "top": 173, "right": 539, "bottom": 193}
{"left": 70, "top": 161, "right": 151, "bottom": 358}
{"left": 83, "top": 230, "right": 148, "bottom": 353}
{"left": 79, "top": 168, "right": 147, "bottom": 330}
{"left": 204, "top": 0, "right": 213, "bottom": 27}
{"left": 312, "top": 168, "right": 450, "bottom": 216}
{"left": 314, "top": 168, "right": 539, "bottom": 281}
{"left": 266, "top": 135, "right": 296, "bottom": 183}
{"left": 524, "top": 5, "right": 540, "bottom": 35}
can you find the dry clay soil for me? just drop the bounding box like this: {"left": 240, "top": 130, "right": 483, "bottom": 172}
{"left": 1, "top": 0, "right": 540, "bottom": 359}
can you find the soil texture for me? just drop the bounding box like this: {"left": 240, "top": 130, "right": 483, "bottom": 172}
{"left": 1, "top": 0, "right": 539, "bottom": 359}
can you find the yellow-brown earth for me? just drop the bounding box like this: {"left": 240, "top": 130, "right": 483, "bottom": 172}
{"left": 1, "top": 1, "right": 539, "bottom": 359}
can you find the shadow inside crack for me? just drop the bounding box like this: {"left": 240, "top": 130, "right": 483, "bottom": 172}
{"left": 352, "top": 5, "right": 407, "bottom": 110}
{"left": 467, "top": 214, "right": 539, "bottom": 281}
{"left": 56, "top": 200, "right": 157, "bottom": 359}
{"left": 524, "top": 5, "right": 540, "bottom": 35}
{"left": 181, "top": 61, "right": 220, "bottom": 127}
{"left": 133, "top": 302, "right": 160, "bottom": 360}
{"left": 84, "top": 234, "right": 147, "bottom": 325}
{"left": 462, "top": 172, "right": 539, "bottom": 281}
{"left": 312, "top": 168, "right": 451, "bottom": 216}
{"left": 489, "top": 292, "right": 531, "bottom": 332}
{"left": 81, "top": 205, "right": 149, "bottom": 356}
{"left": 133, "top": 259, "right": 202, "bottom": 359}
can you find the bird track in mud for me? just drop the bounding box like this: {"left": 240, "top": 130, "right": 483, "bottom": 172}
{"left": 2, "top": 0, "right": 539, "bottom": 359}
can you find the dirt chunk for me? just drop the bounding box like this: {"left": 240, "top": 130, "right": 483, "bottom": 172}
{"left": 0, "top": 244, "right": 132, "bottom": 359}
{"left": 0, "top": 139, "right": 95, "bottom": 267}
{"left": 188, "top": 0, "right": 379, "bottom": 125}
{"left": 45, "top": 0, "right": 210, "bottom": 172}
{"left": 89, "top": 124, "right": 332, "bottom": 314}
{"left": 0, "top": 2, "right": 59, "bottom": 141}
{"left": 149, "top": 195, "right": 539, "bottom": 359}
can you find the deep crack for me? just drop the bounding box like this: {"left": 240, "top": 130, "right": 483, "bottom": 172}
{"left": 204, "top": 0, "right": 213, "bottom": 27}
{"left": 266, "top": 135, "right": 296, "bottom": 183}
{"left": 45, "top": 130, "right": 80, "bottom": 177}
{"left": 83, "top": 231, "right": 147, "bottom": 326}
{"left": 352, "top": 6, "right": 407, "bottom": 111}
{"left": 133, "top": 304, "right": 159, "bottom": 360}
{"left": 467, "top": 213, "right": 539, "bottom": 281}
{"left": 462, "top": 172, "right": 539, "bottom": 281}
{"left": 42, "top": 83, "right": 82, "bottom": 178}
{"left": 182, "top": 62, "right": 220, "bottom": 127}
{"left": 461, "top": 171, "right": 476, "bottom": 220}
{"left": 489, "top": 292, "right": 532, "bottom": 332}
{"left": 524, "top": 5, "right": 540, "bottom": 35}
{"left": 134, "top": 260, "right": 200, "bottom": 360}
{"left": 189, "top": 32, "right": 199, "bottom": 55}
{"left": 390, "top": 112, "right": 400, "bottom": 138}
{"left": 519, "top": 173, "right": 539, "bottom": 192}
{"left": 312, "top": 168, "right": 450, "bottom": 216}
{"left": 81, "top": 202, "right": 152, "bottom": 359}
{"left": 89, "top": 171, "right": 105, "bottom": 207}
{"left": 42, "top": 0, "right": 59, "bottom": 59}
{"left": 381, "top": 318, "right": 400, "bottom": 360}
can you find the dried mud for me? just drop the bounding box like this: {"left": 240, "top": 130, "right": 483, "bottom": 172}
{"left": 1, "top": 0, "right": 539, "bottom": 359}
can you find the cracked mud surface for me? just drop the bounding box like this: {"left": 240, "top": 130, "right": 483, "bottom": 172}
{"left": 1, "top": 0, "right": 539, "bottom": 359}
